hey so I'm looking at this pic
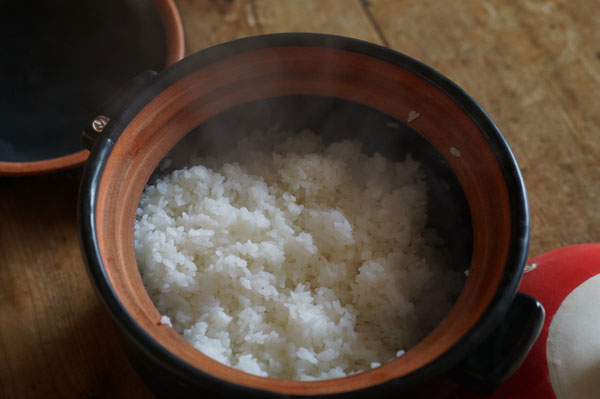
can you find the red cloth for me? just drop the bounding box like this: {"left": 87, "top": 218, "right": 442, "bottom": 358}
{"left": 463, "top": 244, "right": 600, "bottom": 399}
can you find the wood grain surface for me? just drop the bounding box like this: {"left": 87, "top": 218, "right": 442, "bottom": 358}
{"left": 1, "top": 0, "right": 598, "bottom": 397}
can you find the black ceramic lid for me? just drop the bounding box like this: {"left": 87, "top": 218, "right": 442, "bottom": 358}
{"left": 0, "top": 0, "right": 183, "bottom": 176}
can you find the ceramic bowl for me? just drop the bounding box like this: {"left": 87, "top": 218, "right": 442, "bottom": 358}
{"left": 0, "top": 0, "right": 184, "bottom": 176}
{"left": 78, "top": 34, "right": 543, "bottom": 398}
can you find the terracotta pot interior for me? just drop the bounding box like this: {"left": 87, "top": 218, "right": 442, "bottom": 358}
{"left": 0, "top": 0, "right": 184, "bottom": 176}
{"left": 95, "top": 47, "right": 511, "bottom": 395}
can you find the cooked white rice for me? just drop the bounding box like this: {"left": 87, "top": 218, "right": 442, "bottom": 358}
{"left": 134, "top": 130, "right": 463, "bottom": 381}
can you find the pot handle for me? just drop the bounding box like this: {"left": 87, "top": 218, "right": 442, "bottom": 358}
{"left": 449, "top": 292, "right": 545, "bottom": 395}
{"left": 81, "top": 70, "right": 158, "bottom": 151}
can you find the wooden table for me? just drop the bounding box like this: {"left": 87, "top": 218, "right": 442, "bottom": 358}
{"left": 1, "top": 1, "right": 598, "bottom": 397}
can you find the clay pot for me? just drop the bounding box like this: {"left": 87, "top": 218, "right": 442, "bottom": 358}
{"left": 78, "top": 34, "right": 543, "bottom": 398}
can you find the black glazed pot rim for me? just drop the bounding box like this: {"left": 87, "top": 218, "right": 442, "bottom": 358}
{"left": 78, "top": 32, "right": 529, "bottom": 397}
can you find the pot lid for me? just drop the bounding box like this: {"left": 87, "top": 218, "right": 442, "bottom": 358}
{"left": 0, "top": 0, "right": 183, "bottom": 176}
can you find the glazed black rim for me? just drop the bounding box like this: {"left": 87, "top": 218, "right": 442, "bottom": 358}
{"left": 78, "top": 33, "right": 529, "bottom": 397}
